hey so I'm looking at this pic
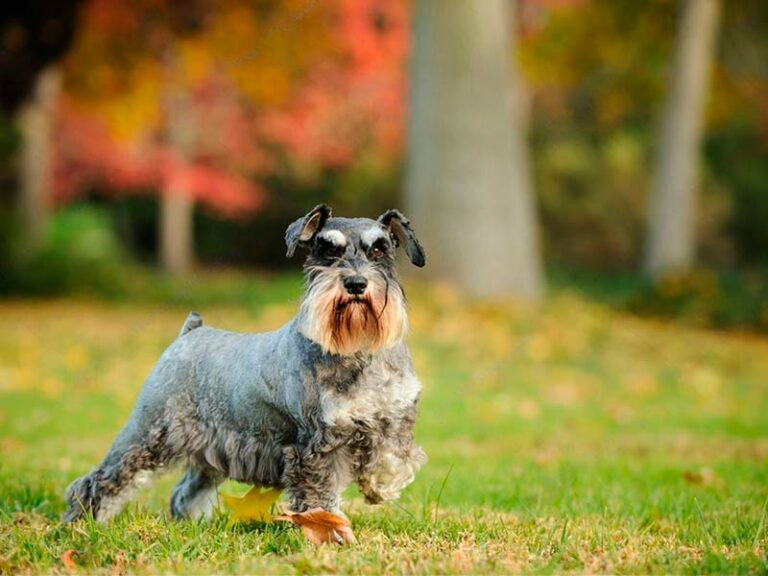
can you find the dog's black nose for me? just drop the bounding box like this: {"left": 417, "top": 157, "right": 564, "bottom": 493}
{"left": 343, "top": 275, "right": 368, "bottom": 295}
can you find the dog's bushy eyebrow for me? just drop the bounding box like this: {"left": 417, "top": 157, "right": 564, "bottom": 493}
{"left": 359, "top": 227, "right": 389, "bottom": 247}
{"left": 317, "top": 230, "right": 348, "bottom": 246}
{"left": 371, "top": 237, "right": 390, "bottom": 249}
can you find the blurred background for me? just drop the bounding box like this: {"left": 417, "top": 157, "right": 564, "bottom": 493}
{"left": 2, "top": 2, "right": 768, "bottom": 571}
{"left": 0, "top": 0, "right": 766, "bottom": 328}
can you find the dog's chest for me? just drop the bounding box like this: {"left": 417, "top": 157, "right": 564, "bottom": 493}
{"left": 319, "top": 364, "right": 420, "bottom": 427}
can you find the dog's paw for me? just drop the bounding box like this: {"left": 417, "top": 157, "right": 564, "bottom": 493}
{"left": 275, "top": 508, "right": 356, "bottom": 545}
{"left": 62, "top": 474, "right": 95, "bottom": 523}
{"left": 364, "top": 449, "right": 425, "bottom": 502}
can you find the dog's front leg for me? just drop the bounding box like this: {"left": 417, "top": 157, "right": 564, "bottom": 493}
{"left": 356, "top": 407, "right": 427, "bottom": 505}
{"left": 358, "top": 445, "right": 426, "bottom": 504}
{"left": 282, "top": 439, "right": 350, "bottom": 514}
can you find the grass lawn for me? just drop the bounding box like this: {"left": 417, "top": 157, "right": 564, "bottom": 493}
{"left": 1, "top": 274, "right": 767, "bottom": 574}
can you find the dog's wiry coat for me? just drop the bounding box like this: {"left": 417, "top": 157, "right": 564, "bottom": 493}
{"left": 64, "top": 206, "right": 426, "bottom": 523}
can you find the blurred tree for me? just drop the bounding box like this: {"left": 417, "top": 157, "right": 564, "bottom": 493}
{"left": 0, "top": 2, "right": 81, "bottom": 114}
{"left": 406, "top": 0, "right": 543, "bottom": 299}
{"left": 706, "top": 0, "right": 768, "bottom": 267}
{"left": 644, "top": 0, "right": 721, "bottom": 277}
{"left": 518, "top": 0, "right": 676, "bottom": 269}
{"left": 57, "top": 0, "right": 268, "bottom": 273}
{"left": 54, "top": 0, "right": 409, "bottom": 270}
{"left": 17, "top": 67, "right": 61, "bottom": 259}
{"left": 159, "top": 49, "right": 195, "bottom": 274}
{"left": 518, "top": 0, "right": 754, "bottom": 271}
{"left": 1, "top": 1, "right": 82, "bottom": 260}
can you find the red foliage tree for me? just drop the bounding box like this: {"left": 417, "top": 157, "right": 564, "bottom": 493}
{"left": 53, "top": 0, "right": 410, "bottom": 219}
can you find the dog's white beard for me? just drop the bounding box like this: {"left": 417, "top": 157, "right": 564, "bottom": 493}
{"left": 299, "top": 271, "right": 407, "bottom": 356}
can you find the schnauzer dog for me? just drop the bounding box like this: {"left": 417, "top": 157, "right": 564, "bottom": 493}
{"left": 63, "top": 205, "right": 427, "bottom": 529}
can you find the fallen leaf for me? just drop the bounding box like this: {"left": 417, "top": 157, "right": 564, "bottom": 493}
{"left": 683, "top": 467, "right": 719, "bottom": 487}
{"left": 60, "top": 550, "right": 76, "bottom": 570}
{"left": 221, "top": 486, "right": 282, "bottom": 522}
{"left": 275, "top": 508, "right": 356, "bottom": 545}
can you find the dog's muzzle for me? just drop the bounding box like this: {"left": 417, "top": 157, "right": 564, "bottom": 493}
{"left": 343, "top": 275, "right": 368, "bottom": 296}
{"left": 299, "top": 268, "right": 407, "bottom": 355}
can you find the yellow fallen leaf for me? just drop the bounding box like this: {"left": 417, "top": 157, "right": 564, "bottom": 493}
{"left": 275, "top": 508, "right": 356, "bottom": 545}
{"left": 221, "top": 486, "right": 282, "bottom": 522}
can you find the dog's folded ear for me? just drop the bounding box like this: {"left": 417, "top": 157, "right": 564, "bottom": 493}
{"left": 286, "top": 204, "right": 332, "bottom": 257}
{"left": 377, "top": 209, "right": 426, "bottom": 267}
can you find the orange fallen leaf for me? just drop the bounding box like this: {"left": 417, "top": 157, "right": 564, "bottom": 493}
{"left": 275, "top": 508, "right": 356, "bottom": 545}
{"left": 221, "top": 486, "right": 282, "bottom": 522}
{"left": 60, "top": 549, "right": 76, "bottom": 570}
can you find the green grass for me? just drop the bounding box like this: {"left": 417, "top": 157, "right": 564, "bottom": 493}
{"left": 1, "top": 274, "right": 767, "bottom": 573}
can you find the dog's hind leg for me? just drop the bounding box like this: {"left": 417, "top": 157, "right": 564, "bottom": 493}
{"left": 170, "top": 468, "right": 221, "bottom": 520}
{"left": 63, "top": 426, "right": 170, "bottom": 523}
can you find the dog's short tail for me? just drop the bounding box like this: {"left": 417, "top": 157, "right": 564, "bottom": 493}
{"left": 178, "top": 312, "right": 203, "bottom": 337}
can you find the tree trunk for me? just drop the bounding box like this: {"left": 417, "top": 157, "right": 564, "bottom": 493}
{"left": 160, "top": 182, "right": 193, "bottom": 275}
{"left": 644, "top": 0, "right": 721, "bottom": 277}
{"left": 17, "top": 66, "right": 60, "bottom": 260}
{"left": 406, "top": 0, "right": 543, "bottom": 300}
{"left": 160, "top": 57, "right": 195, "bottom": 275}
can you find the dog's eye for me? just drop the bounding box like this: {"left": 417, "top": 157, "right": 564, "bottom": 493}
{"left": 317, "top": 239, "right": 344, "bottom": 258}
{"left": 370, "top": 246, "right": 385, "bottom": 259}
{"left": 325, "top": 245, "right": 344, "bottom": 258}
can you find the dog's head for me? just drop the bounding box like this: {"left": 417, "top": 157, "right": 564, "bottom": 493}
{"left": 286, "top": 204, "right": 425, "bottom": 356}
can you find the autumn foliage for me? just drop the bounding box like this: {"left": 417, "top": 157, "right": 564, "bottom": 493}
{"left": 54, "top": 0, "right": 410, "bottom": 217}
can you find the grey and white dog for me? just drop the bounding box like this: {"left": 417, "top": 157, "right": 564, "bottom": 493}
{"left": 63, "top": 205, "right": 427, "bottom": 525}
